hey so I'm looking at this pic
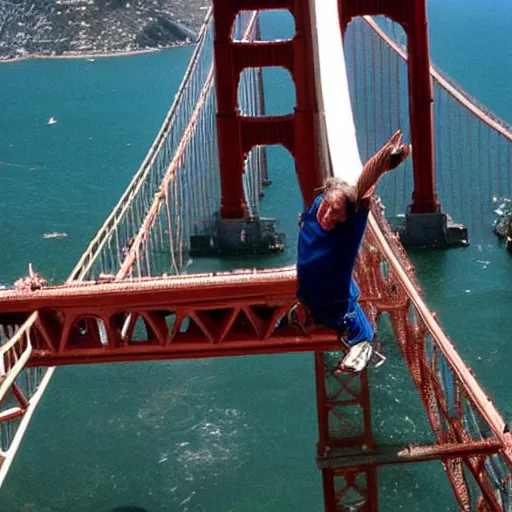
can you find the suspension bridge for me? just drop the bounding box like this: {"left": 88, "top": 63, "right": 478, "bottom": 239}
{"left": 1, "top": 0, "right": 512, "bottom": 510}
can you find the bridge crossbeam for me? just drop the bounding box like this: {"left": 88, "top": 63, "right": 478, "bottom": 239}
{"left": 0, "top": 269, "right": 339, "bottom": 367}
{"left": 318, "top": 439, "right": 503, "bottom": 471}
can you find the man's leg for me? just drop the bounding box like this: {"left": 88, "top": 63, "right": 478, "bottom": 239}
{"left": 333, "top": 303, "right": 385, "bottom": 374}
{"left": 288, "top": 301, "right": 385, "bottom": 372}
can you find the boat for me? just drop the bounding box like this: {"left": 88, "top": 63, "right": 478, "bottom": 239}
{"left": 42, "top": 232, "right": 68, "bottom": 239}
{"left": 492, "top": 198, "right": 512, "bottom": 239}
{"left": 47, "top": 117, "right": 58, "bottom": 125}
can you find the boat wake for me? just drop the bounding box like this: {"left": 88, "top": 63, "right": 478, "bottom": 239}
{"left": 0, "top": 160, "right": 44, "bottom": 171}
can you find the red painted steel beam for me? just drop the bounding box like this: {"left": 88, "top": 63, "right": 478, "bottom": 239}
{"left": 318, "top": 439, "right": 503, "bottom": 471}
{"left": 0, "top": 407, "right": 25, "bottom": 423}
{"left": 213, "top": 4, "right": 251, "bottom": 219}
{"left": 234, "top": 0, "right": 293, "bottom": 10}
{"left": 0, "top": 269, "right": 340, "bottom": 367}
{"left": 0, "top": 269, "right": 297, "bottom": 312}
{"left": 338, "top": 0, "right": 409, "bottom": 27}
{"left": 290, "top": 0, "right": 325, "bottom": 207}
{"left": 406, "top": 0, "right": 439, "bottom": 213}
{"left": 240, "top": 115, "right": 295, "bottom": 154}
{"left": 232, "top": 41, "right": 294, "bottom": 74}
{"left": 25, "top": 335, "right": 338, "bottom": 367}
{"left": 338, "top": 0, "right": 439, "bottom": 213}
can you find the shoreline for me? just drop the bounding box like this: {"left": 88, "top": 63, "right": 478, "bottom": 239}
{"left": 0, "top": 41, "right": 196, "bottom": 65}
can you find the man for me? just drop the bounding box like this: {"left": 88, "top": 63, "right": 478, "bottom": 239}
{"left": 291, "top": 130, "right": 411, "bottom": 373}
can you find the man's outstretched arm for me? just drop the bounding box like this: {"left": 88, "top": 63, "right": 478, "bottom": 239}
{"left": 356, "top": 130, "right": 411, "bottom": 203}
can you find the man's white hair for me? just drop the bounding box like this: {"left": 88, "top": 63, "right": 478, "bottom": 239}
{"left": 323, "top": 177, "right": 351, "bottom": 191}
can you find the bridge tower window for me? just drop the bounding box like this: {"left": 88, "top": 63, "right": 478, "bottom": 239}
{"left": 232, "top": 10, "right": 295, "bottom": 42}
{"left": 237, "top": 67, "right": 296, "bottom": 117}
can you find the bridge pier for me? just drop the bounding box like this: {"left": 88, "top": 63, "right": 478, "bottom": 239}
{"left": 190, "top": 216, "right": 285, "bottom": 257}
{"left": 397, "top": 211, "right": 469, "bottom": 249}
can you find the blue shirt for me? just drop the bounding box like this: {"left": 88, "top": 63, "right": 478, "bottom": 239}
{"left": 297, "top": 194, "right": 369, "bottom": 328}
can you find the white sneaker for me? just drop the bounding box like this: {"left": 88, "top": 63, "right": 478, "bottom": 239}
{"left": 334, "top": 341, "right": 386, "bottom": 374}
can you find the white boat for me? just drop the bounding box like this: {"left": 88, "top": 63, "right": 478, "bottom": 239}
{"left": 47, "top": 117, "right": 58, "bottom": 125}
{"left": 43, "top": 232, "right": 68, "bottom": 239}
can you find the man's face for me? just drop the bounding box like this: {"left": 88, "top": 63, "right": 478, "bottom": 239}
{"left": 316, "top": 195, "right": 347, "bottom": 231}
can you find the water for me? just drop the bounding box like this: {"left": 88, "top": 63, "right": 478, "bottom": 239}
{"left": 0, "top": 48, "right": 194, "bottom": 284}
{"left": 0, "top": 1, "right": 511, "bottom": 510}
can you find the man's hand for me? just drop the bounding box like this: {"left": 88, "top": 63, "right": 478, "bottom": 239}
{"left": 357, "top": 129, "right": 411, "bottom": 201}
{"left": 385, "top": 130, "right": 412, "bottom": 171}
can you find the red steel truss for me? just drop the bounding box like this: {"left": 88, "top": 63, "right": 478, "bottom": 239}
{"left": 0, "top": 268, "right": 338, "bottom": 366}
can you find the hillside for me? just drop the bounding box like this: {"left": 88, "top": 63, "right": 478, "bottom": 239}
{"left": 0, "top": 0, "right": 209, "bottom": 60}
